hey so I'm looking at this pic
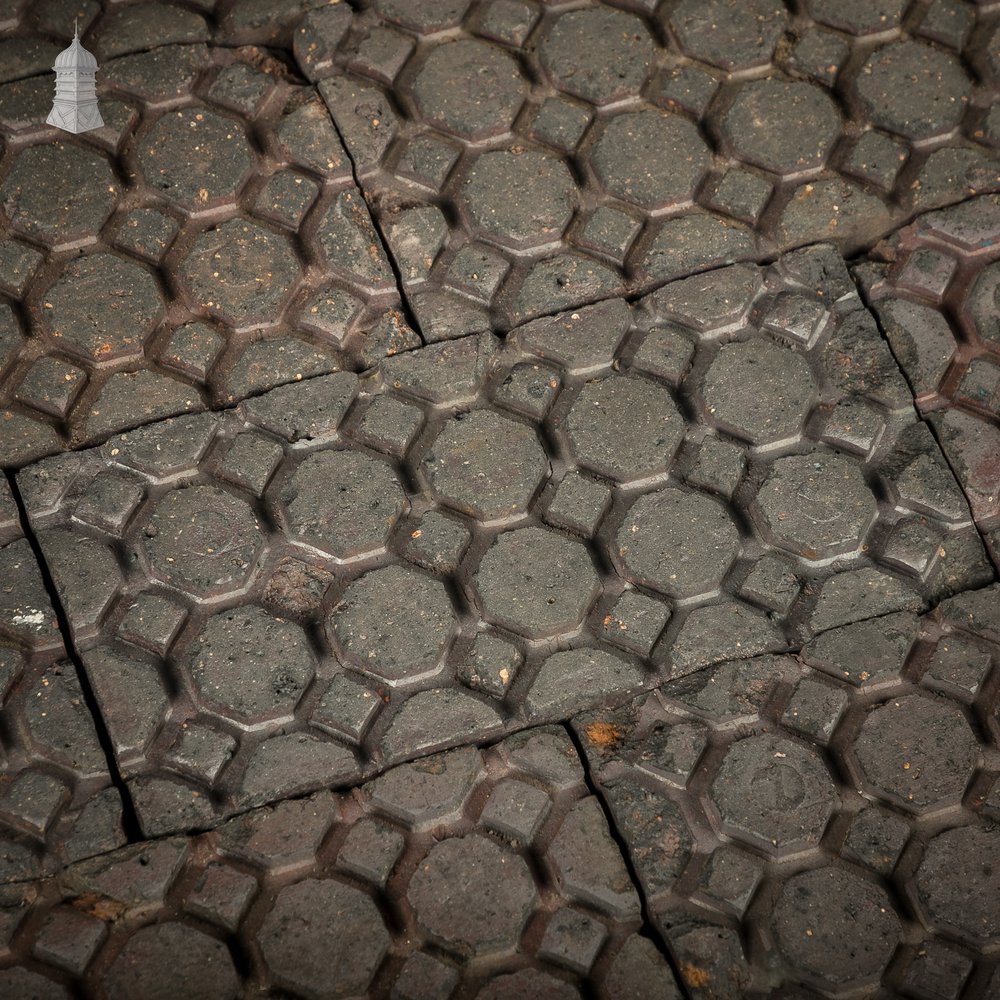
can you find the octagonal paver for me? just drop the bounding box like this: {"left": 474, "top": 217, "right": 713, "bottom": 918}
{"left": 592, "top": 111, "right": 710, "bottom": 210}
{"left": 105, "top": 922, "right": 238, "bottom": 1000}
{"left": 772, "top": 868, "right": 900, "bottom": 987}
{"left": 139, "top": 108, "right": 255, "bottom": 208}
{"left": 710, "top": 735, "right": 837, "bottom": 854}
{"left": 723, "top": 80, "right": 841, "bottom": 176}
{"left": 189, "top": 607, "right": 315, "bottom": 721}
{"left": 702, "top": 340, "right": 816, "bottom": 445}
{"left": 259, "top": 879, "right": 390, "bottom": 999}
{"left": 376, "top": 0, "right": 470, "bottom": 34}
{"left": 754, "top": 453, "right": 877, "bottom": 560}
{"left": 617, "top": 487, "right": 741, "bottom": 598}
{"left": 967, "top": 259, "right": 1000, "bottom": 348}
{"left": 0, "top": 143, "right": 117, "bottom": 248}
{"left": 142, "top": 485, "right": 263, "bottom": 598}
{"left": 318, "top": 0, "right": 1000, "bottom": 340}
{"left": 410, "top": 39, "right": 527, "bottom": 139}
{"left": 853, "top": 694, "right": 978, "bottom": 810}
{"left": 475, "top": 527, "right": 598, "bottom": 638}
{"left": 407, "top": 835, "right": 537, "bottom": 956}
{"left": 566, "top": 374, "right": 685, "bottom": 482}
{"left": 540, "top": 8, "right": 654, "bottom": 106}
{"left": 368, "top": 746, "right": 482, "bottom": 829}
{"left": 669, "top": 0, "right": 787, "bottom": 71}
{"left": 331, "top": 565, "right": 454, "bottom": 684}
{"left": 44, "top": 253, "right": 162, "bottom": 364}
{"left": 422, "top": 410, "right": 548, "bottom": 521}
{"left": 916, "top": 826, "right": 1000, "bottom": 944}
{"left": 808, "top": 0, "right": 907, "bottom": 34}
{"left": 856, "top": 41, "right": 971, "bottom": 140}
{"left": 180, "top": 218, "right": 301, "bottom": 327}
{"left": 462, "top": 150, "right": 576, "bottom": 248}
{"left": 282, "top": 451, "right": 406, "bottom": 560}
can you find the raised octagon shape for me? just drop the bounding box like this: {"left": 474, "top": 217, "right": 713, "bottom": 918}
{"left": 143, "top": 484, "right": 263, "bottom": 598}
{"left": 710, "top": 734, "right": 836, "bottom": 855}
{"left": 540, "top": 8, "right": 655, "bottom": 106}
{"left": 331, "top": 564, "right": 454, "bottom": 685}
{"left": 44, "top": 253, "right": 162, "bottom": 364}
{"left": 0, "top": 143, "right": 117, "bottom": 248}
{"left": 462, "top": 149, "right": 576, "bottom": 249}
{"left": 701, "top": 340, "right": 816, "bottom": 445}
{"left": 916, "top": 826, "right": 1000, "bottom": 945}
{"left": 617, "top": 487, "right": 740, "bottom": 598}
{"left": 772, "top": 868, "right": 900, "bottom": 987}
{"left": 189, "top": 606, "right": 315, "bottom": 722}
{"left": 592, "top": 110, "right": 709, "bottom": 210}
{"left": 566, "top": 374, "right": 685, "bottom": 483}
{"left": 421, "top": 410, "right": 548, "bottom": 521}
{"left": 407, "top": 835, "right": 537, "bottom": 956}
{"left": 475, "top": 526, "right": 598, "bottom": 638}
{"left": 967, "top": 259, "right": 1000, "bottom": 348}
{"left": 139, "top": 108, "right": 255, "bottom": 208}
{"left": 105, "top": 922, "right": 239, "bottom": 1000}
{"left": 670, "top": 0, "right": 787, "bottom": 72}
{"left": 282, "top": 450, "right": 406, "bottom": 560}
{"left": 753, "top": 452, "right": 877, "bottom": 560}
{"left": 722, "top": 80, "right": 841, "bottom": 176}
{"left": 410, "top": 39, "right": 527, "bottom": 139}
{"left": 856, "top": 41, "right": 971, "bottom": 141}
{"left": 852, "top": 694, "right": 978, "bottom": 811}
{"left": 258, "top": 879, "right": 389, "bottom": 999}
{"left": 180, "top": 218, "right": 301, "bottom": 328}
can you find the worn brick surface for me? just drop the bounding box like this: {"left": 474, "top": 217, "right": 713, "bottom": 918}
{"left": 0, "top": 33, "right": 417, "bottom": 468}
{"left": 573, "top": 582, "right": 1000, "bottom": 997}
{"left": 856, "top": 193, "right": 1000, "bottom": 570}
{"left": 13, "top": 246, "right": 991, "bottom": 837}
{"left": 299, "top": 0, "right": 1000, "bottom": 341}
{"left": 0, "top": 477, "right": 124, "bottom": 886}
{"left": 0, "top": 727, "right": 684, "bottom": 998}
{"left": 0, "top": 4, "right": 999, "bottom": 996}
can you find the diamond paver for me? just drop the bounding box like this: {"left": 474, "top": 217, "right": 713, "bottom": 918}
{"left": 302, "top": 0, "right": 1000, "bottom": 342}
{"left": 0, "top": 727, "right": 683, "bottom": 998}
{"left": 573, "top": 583, "right": 1000, "bottom": 996}
{"left": 856, "top": 194, "right": 1000, "bottom": 571}
{"left": 13, "top": 247, "right": 991, "bottom": 836}
{"left": 0, "top": 42, "right": 418, "bottom": 468}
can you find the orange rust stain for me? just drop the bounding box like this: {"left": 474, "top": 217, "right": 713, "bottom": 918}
{"left": 682, "top": 964, "right": 712, "bottom": 988}
{"left": 584, "top": 721, "right": 621, "bottom": 749}
{"left": 71, "top": 894, "right": 127, "bottom": 922}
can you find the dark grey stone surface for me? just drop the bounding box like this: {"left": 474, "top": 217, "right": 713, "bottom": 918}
{"left": 304, "top": 0, "right": 1000, "bottom": 342}
{"left": 14, "top": 248, "right": 990, "bottom": 836}
{"left": 0, "top": 727, "right": 685, "bottom": 997}
{"left": 0, "top": 43, "right": 418, "bottom": 468}
{"left": 573, "top": 583, "right": 1000, "bottom": 996}
{"left": 0, "top": 479, "right": 124, "bottom": 886}
{"left": 0, "top": 5, "right": 998, "bottom": 996}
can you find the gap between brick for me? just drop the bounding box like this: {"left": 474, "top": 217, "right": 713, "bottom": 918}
{"left": 4, "top": 469, "right": 145, "bottom": 842}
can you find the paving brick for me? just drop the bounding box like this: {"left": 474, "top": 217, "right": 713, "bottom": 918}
{"left": 0, "top": 482, "right": 124, "bottom": 885}
{"left": 856, "top": 194, "right": 1000, "bottom": 570}
{"left": 573, "top": 591, "right": 1000, "bottom": 997}
{"left": 0, "top": 44, "right": 417, "bottom": 468}
{"left": 19, "top": 248, "right": 984, "bottom": 831}
{"left": 304, "top": 0, "right": 999, "bottom": 342}
{"left": 0, "top": 728, "right": 700, "bottom": 995}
